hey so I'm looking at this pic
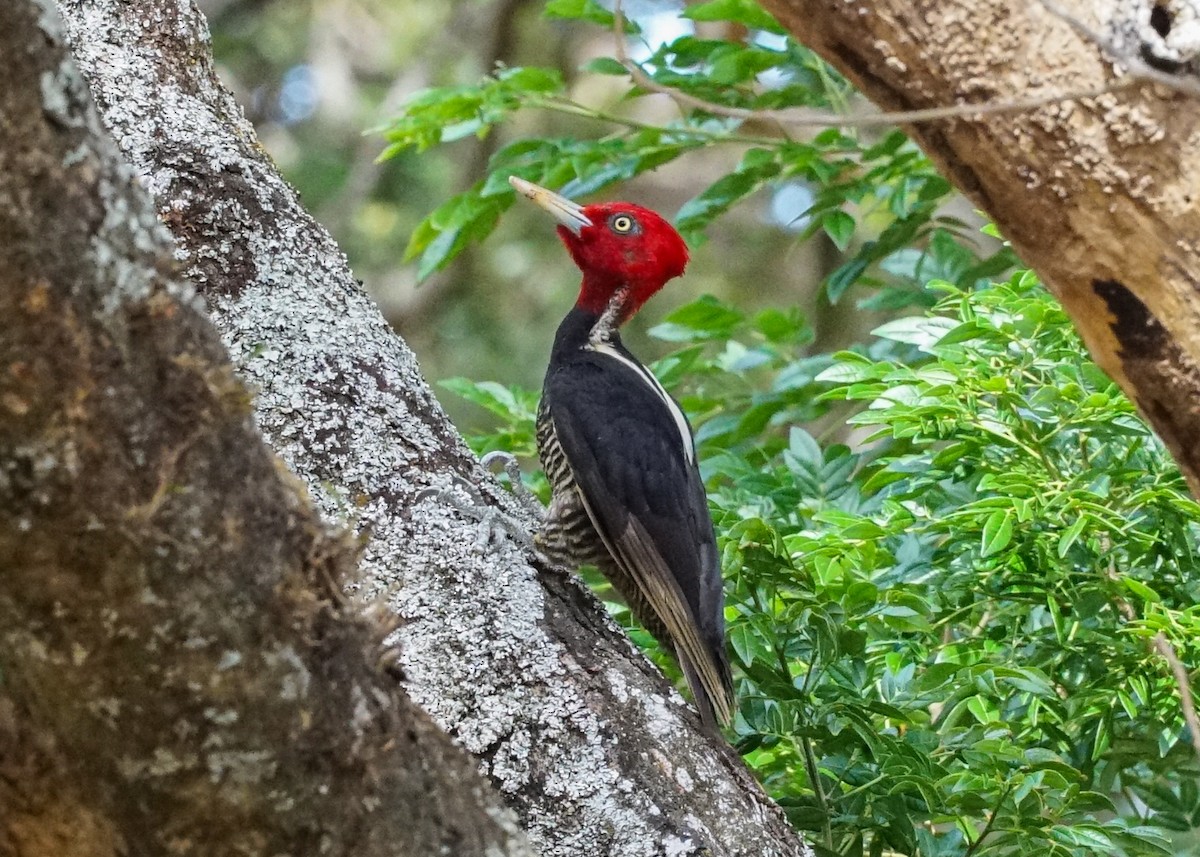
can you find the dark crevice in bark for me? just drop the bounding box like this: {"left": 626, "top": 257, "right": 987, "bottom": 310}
{"left": 1093, "top": 279, "right": 1169, "bottom": 357}
{"left": 160, "top": 147, "right": 272, "bottom": 300}
{"left": 1093, "top": 278, "right": 1200, "bottom": 487}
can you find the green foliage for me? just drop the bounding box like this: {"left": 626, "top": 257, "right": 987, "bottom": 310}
{"left": 378, "top": 0, "right": 989, "bottom": 306}
{"left": 721, "top": 274, "right": 1199, "bottom": 857}
{"left": 440, "top": 377, "right": 548, "bottom": 502}
{"left": 447, "top": 272, "right": 1200, "bottom": 857}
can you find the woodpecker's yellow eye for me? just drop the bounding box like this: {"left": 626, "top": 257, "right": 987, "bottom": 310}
{"left": 609, "top": 213, "right": 637, "bottom": 234}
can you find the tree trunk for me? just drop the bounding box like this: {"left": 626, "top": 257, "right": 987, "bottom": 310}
{"left": 0, "top": 2, "right": 534, "bottom": 855}
{"left": 759, "top": 0, "right": 1200, "bottom": 495}
{"left": 39, "top": 0, "right": 811, "bottom": 855}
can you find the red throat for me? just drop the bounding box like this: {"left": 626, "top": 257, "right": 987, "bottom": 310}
{"left": 557, "top": 202, "right": 689, "bottom": 324}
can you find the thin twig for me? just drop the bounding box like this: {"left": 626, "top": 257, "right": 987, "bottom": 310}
{"left": 1153, "top": 632, "right": 1200, "bottom": 762}
{"left": 1113, "top": 592, "right": 1200, "bottom": 766}
{"left": 609, "top": 0, "right": 1198, "bottom": 131}
{"left": 798, "top": 735, "right": 834, "bottom": 850}
{"left": 963, "top": 785, "right": 1013, "bottom": 857}
{"left": 539, "top": 95, "right": 781, "bottom": 146}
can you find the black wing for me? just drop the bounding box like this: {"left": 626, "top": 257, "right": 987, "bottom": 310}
{"left": 546, "top": 345, "right": 734, "bottom": 727}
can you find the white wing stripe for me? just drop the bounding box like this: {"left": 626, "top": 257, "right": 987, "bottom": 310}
{"left": 584, "top": 341, "right": 696, "bottom": 466}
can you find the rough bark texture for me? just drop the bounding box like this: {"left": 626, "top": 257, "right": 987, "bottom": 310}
{"left": 0, "top": 2, "right": 534, "bottom": 855}
{"left": 52, "top": 1, "right": 811, "bottom": 855}
{"left": 759, "top": 0, "right": 1200, "bottom": 494}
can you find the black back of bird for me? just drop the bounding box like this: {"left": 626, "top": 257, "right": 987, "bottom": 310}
{"left": 535, "top": 308, "right": 735, "bottom": 729}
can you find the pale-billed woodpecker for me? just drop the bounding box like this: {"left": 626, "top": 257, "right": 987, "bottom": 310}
{"left": 509, "top": 176, "right": 735, "bottom": 730}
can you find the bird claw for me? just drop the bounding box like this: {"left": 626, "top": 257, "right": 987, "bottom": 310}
{"left": 469, "top": 504, "right": 534, "bottom": 554}
{"left": 480, "top": 451, "right": 545, "bottom": 521}
{"left": 415, "top": 473, "right": 535, "bottom": 556}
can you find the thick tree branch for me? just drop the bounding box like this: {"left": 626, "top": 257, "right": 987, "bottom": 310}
{"left": 51, "top": 0, "right": 811, "bottom": 854}
{"left": 612, "top": 0, "right": 1139, "bottom": 127}
{"left": 760, "top": 0, "right": 1200, "bottom": 499}
{"left": 611, "top": 0, "right": 1200, "bottom": 129}
{"left": 0, "top": 2, "right": 532, "bottom": 855}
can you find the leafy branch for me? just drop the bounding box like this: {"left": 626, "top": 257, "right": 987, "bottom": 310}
{"left": 377, "top": 0, "right": 962, "bottom": 295}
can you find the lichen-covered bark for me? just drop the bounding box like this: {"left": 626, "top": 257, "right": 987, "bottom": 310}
{"left": 52, "top": 1, "right": 811, "bottom": 855}
{"left": 0, "top": 2, "right": 533, "bottom": 855}
{"left": 759, "top": 0, "right": 1200, "bottom": 493}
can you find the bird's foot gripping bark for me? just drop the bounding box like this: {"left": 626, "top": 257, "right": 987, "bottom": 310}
{"left": 480, "top": 451, "right": 545, "bottom": 521}
{"left": 414, "top": 455, "right": 542, "bottom": 555}
{"left": 415, "top": 479, "right": 533, "bottom": 554}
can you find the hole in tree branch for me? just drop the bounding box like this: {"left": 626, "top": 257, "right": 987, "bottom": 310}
{"left": 1142, "top": 4, "right": 1185, "bottom": 73}
{"left": 1150, "top": 4, "right": 1172, "bottom": 38}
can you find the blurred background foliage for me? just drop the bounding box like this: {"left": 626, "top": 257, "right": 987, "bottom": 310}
{"left": 202, "top": 0, "right": 987, "bottom": 427}
{"left": 202, "top": 1, "right": 1200, "bottom": 855}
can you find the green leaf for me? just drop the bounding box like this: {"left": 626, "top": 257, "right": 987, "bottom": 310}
{"left": 583, "top": 56, "right": 628, "bottom": 76}
{"left": 872, "top": 316, "right": 959, "bottom": 349}
{"left": 933, "top": 319, "right": 1001, "bottom": 347}
{"left": 497, "top": 65, "right": 564, "bottom": 94}
{"left": 814, "top": 353, "right": 876, "bottom": 384}
{"left": 729, "top": 623, "right": 766, "bottom": 666}
{"left": 708, "top": 46, "right": 782, "bottom": 85}
{"left": 965, "top": 695, "right": 997, "bottom": 723}
{"left": 418, "top": 226, "right": 464, "bottom": 281}
{"left": 822, "top": 210, "right": 855, "bottom": 251}
{"left": 676, "top": 149, "right": 780, "bottom": 236}
{"left": 824, "top": 256, "right": 869, "bottom": 303}
{"left": 1050, "top": 826, "right": 1114, "bottom": 851}
{"left": 754, "top": 307, "right": 811, "bottom": 343}
{"left": 1056, "top": 515, "right": 1088, "bottom": 558}
{"left": 980, "top": 510, "right": 1014, "bottom": 557}
{"left": 544, "top": 0, "right": 639, "bottom": 31}
{"left": 787, "top": 427, "right": 822, "bottom": 468}
{"left": 649, "top": 295, "right": 744, "bottom": 342}
{"left": 1123, "top": 577, "right": 1162, "bottom": 603}
{"left": 682, "top": 0, "right": 786, "bottom": 33}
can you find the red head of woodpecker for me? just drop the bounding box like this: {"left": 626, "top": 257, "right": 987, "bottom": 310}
{"left": 509, "top": 175, "right": 689, "bottom": 324}
{"left": 510, "top": 175, "right": 734, "bottom": 731}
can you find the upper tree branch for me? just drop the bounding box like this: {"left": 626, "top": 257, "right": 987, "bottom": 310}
{"left": 611, "top": 0, "right": 1199, "bottom": 130}
{"left": 760, "top": 0, "right": 1200, "bottom": 497}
